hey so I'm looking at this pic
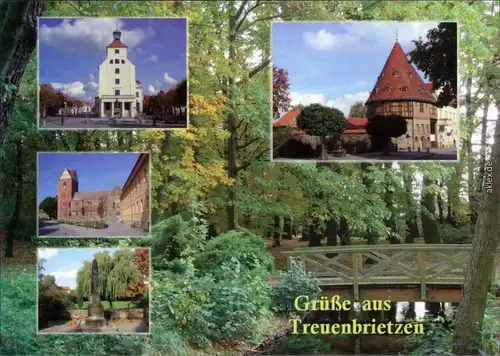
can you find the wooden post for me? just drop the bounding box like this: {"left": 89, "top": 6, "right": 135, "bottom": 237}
{"left": 352, "top": 253, "right": 360, "bottom": 301}
{"left": 417, "top": 251, "right": 426, "bottom": 300}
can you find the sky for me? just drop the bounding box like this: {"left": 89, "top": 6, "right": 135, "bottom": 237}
{"left": 272, "top": 22, "right": 442, "bottom": 117}
{"left": 39, "top": 18, "right": 187, "bottom": 102}
{"left": 37, "top": 152, "right": 140, "bottom": 203}
{"left": 38, "top": 248, "right": 133, "bottom": 289}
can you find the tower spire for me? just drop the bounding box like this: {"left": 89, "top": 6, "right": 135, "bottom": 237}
{"left": 396, "top": 28, "right": 398, "bottom": 43}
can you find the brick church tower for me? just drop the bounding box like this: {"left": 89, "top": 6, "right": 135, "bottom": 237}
{"left": 365, "top": 39, "right": 437, "bottom": 151}
{"left": 57, "top": 168, "right": 78, "bottom": 220}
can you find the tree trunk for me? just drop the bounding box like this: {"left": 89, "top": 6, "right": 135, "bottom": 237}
{"left": 319, "top": 140, "right": 327, "bottom": 160}
{"left": 4, "top": 140, "right": 22, "bottom": 257}
{"left": 283, "top": 216, "right": 292, "bottom": 239}
{"left": 452, "top": 103, "right": 500, "bottom": 354}
{"left": 308, "top": 219, "right": 322, "bottom": 247}
{"left": 421, "top": 176, "right": 441, "bottom": 243}
{"left": 437, "top": 180, "right": 444, "bottom": 224}
{"left": 226, "top": 17, "right": 238, "bottom": 231}
{"left": 339, "top": 217, "right": 350, "bottom": 245}
{"left": 0, "top": 0, "right": 43, "bottom": 143}
{"left": 325, "top": 218, "right": 338, "bottom": 258}
{"left": 272, "top": 215, "right": 281, "bottom": 247}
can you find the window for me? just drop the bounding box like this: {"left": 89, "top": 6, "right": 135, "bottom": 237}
{"left": 400, "top": 86, "right": 407, "bottom": 92}
{"left": 384, "top": 87, "right": 391, "bottom": 92}
{"left": 115, "top": 68, "right": 120, "bottom": 74}
{"left": 109, "top": 60, "right": 113, "bottom": 64}
{"left": 136, "top": 92, "right": 139, "bottom": 98}
{"left": 393, "top": 71, "right": 400, "bottom": 76}
{"left": 115, "top": 90, "right": 120, "bottom": 96}
{"left": 416, "top": 124, "right": 420, "bottom": 133}
{"left": 115, "top": 78, "right": 120, "bottom": 84}
{"left": 419, "top": 103, "right": 424, "bottom": 113}
{"left": 115, "top": 49, "right": 119, "bottom": 54}
{"left": 426, "top": 124, "right": 429, "bottom": 133}
{"left": 63, "top": 182, "right": 66, "bottom": 187}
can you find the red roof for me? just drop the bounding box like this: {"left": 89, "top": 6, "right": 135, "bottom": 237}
{"left": 366, "top": 42, "right": 436, "bottom": 105}
{"left": 107, "top": 40, "right": 127, "bottom": 48}
{"left": 273, "top": 110, "right": 367, "bottom": 135}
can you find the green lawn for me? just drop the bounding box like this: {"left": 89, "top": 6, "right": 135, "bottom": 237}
{"left": 79, "top": 300, "right": 137, "bottom": 310}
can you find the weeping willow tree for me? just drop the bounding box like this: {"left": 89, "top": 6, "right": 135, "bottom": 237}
{"left": 75, "top": 249, "right": 142, "bottom": 305}
{"left": 106, "top": 250, "right": 142, "bottom": 301}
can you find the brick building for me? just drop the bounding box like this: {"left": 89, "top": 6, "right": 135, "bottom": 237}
{"left": 56, "top": 154, "right": 149, "bottom": 230}
{"left": 365, "top": 40, "right": 438, "bottom": 150}
{"left": 119, "top": 153, "right": 149, "bottom": 231}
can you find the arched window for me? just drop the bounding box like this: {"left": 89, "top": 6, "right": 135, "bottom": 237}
{"left": 400, "top": 86, "right": 407, "bottom": 92}
{"left": 384, "top": 87, "right": 391, "bottom": 92}
{"left": 392, "top": 71, "right": 400, "bottom": 76}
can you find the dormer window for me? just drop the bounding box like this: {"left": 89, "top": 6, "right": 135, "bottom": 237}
{"left": 384, "top": 87, "right": 391, "bottom": 92}
{"left": 115, "top": 49, "right": 119, "bottom": 54}
{"left": 400, "top": 86, "right": 408, "bottom": 92}
{"left": 114, "top": 59, "right": 119, "bottom": 64}
{"left": 121, "top": 59, "right": 125, "bottom": 64}
{"left": 393, "top": 71, "right": 400, "bottom": 76}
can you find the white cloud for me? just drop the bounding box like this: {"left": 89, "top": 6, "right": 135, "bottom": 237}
{"left": 147, "top": 84, "right": 156, "bottom": 94}
{"left": 326, "top": 91, "right": 370, "bottom": 116}
{"left": 39, "top": 18, "right": 154, "bottom": 53}
{"left": 289, "top": 92, "right": 326, "bottom": 107}
{"left": 38, "top": 249, "right": 58, "bottom": 260}
{"left": 145, "top": 54, "right": 158, "bottom": 63}
{"left": 88, "top": 74, "right": 95, "bottom": 81}
{"left": 51, "top": 81, "right": 86, "bottom": 97}
{"left": 345, "top": 22, "right": 439, "bottom": 48}
{"left": 304, "top": 29, "right": 360, "bottom": 51}
{"left": 163, "top": 72, "right": 178, "bottom": 86}
{"left": 50, "top": 269, "right": 78, "bottom": 289}
{"left": 289, "top": 91, "right": 370, "bottom": 117}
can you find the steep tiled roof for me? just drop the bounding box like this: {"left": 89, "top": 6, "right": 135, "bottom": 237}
{"left": 366, "top": 42, "right": 436, "bottom": 105}
{"left": 273, "top": 108, "right": 301, "bottom": 127}
{"left": 68, "top": 170, "right": 77, "bottom": 179}
{"left": 107, "top": 40, "right": 127, "bottom": 48}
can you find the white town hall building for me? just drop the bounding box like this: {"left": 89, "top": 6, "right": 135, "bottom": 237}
{"left": 95, "top": 28, "right": 143, "bottom": 118}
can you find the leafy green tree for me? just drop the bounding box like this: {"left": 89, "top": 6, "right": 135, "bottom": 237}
{"left": 348, "top": 101, "right": 367, "bottom": 118}
{"left": 39, "top": 197, "right": 57, "bottom": 219}
{"left": 408, "top": 22, "right": 457, "bottom": 108}
{"left": 296, "top": 104, "right": 346, "bottom": 159}
{"left": 39, "top": 275, "right": 56, "bottom": 292}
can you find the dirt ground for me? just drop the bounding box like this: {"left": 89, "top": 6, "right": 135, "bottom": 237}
{"left": 0, "top": 230, "right": 36, "bottom": 267}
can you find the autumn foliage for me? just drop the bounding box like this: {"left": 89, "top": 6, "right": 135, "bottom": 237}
{"left": 126, "top": 249, "right": 150, "bottom": 298}
{"left": 273, "top": 67, "right": 291, "bottom": 119}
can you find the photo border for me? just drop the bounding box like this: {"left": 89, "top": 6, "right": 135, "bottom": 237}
{"left": 36, "top": 16, "right": 189, "bottom": 131}
{"left": 269, "top": 20, "right": 460, "bottom": 164}
{"left": 36, "top": 151, "right": 152, "bottom": 239}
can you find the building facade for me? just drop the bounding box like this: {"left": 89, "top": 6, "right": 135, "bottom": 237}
{"left": 435, "top": 89, "right": 457, "bottom": 148}
{"left": 96, "top": 28, "right": 143, "bottom": 118}
{"left": 56, "top": 154, "right": 149, "bottom": 231}
{"left": 120, "top": 153, "right": 150, "bottom": 231}
{"left": 365, "top": 41, "right": 438, "bottom": 151}
{"left": 57, "top": 168, "right": 122, "bottom": 224}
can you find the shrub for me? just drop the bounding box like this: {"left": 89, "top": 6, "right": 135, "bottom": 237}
{"left": 271, "top": 258, "right": 321, "bottom": 316}
{"left": 38, "top": 288, "right": 75, "bottom": 329}
{"left": 194, "top": 228, "right": 274, "bottom": 274}
{"left": 439, "top": 224, "right": 472, "bottom": 244}
{"left": 152, "top": 258, "right": 271, "bottom": 348}
{"left": 150, "top": 214, "right": 207, "bottom": 266}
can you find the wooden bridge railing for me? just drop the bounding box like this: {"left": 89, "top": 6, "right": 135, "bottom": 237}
{"left": 282, "top": 244, "right": 500, "bottom": 300}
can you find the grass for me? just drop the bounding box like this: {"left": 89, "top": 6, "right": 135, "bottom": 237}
{"left": 79, "top": 300, "right": 137, "bottom": 310}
